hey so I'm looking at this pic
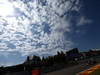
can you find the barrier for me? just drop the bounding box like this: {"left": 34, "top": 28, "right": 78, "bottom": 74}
{"left": 2, "top": 69, "right": 41, "bottom": 75}
{"left": 32, "top": 69, "right": 41, "bottom": 75}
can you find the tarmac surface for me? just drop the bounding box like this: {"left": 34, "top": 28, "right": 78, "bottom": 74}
{"left": 44, "top": 56, "right": 100, "bottom": 75}
{"left": 43, "top": 64, "right": 94, "bottom": 75}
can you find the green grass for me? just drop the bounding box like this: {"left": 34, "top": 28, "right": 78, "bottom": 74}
{"left": 90, "top": 69, "right": 100, "bottom": 75}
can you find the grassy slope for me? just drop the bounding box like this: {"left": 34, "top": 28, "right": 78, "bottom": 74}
{"left": 90, "top": 69, "right": 100, "bottom": 75}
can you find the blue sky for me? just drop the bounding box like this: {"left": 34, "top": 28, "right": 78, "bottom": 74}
{"left": 0, "top": 0, "right": 99, "bottom": 66}
{"left": 71, "top": 0, "right": 100, "bottom": 51}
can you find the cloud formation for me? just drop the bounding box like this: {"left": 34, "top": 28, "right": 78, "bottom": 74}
{"left": 77, "top": 16, "right": 92, "bottom": 26}
{"left": 0, "top": 0, "right": 81, "bottom": 56}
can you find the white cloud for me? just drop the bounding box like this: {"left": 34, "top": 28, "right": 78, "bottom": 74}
{"left": 77, "top": 16, "right": 92, "bottom": 26}
{"left": 0, "top": 0, "right": 81, "bottom": 56}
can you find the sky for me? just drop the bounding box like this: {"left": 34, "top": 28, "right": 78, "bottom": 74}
{"left": 72, "top": 0, "right": 100, "bottom": 51}
{"left": 0, "top": 0, "right": 99, "bottom": 66}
